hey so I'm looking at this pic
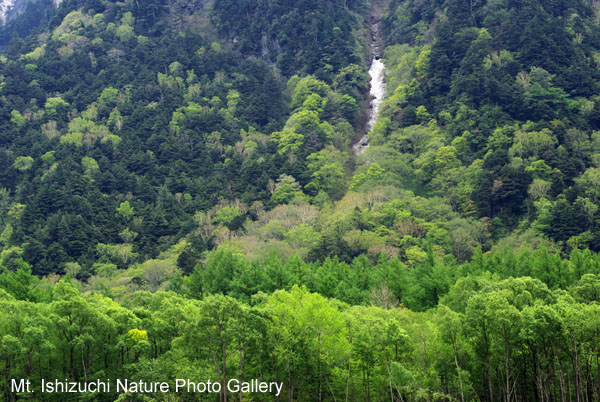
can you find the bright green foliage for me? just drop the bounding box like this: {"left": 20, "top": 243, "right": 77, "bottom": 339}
{"left": 23, "top": 45, "right": 45, "bottom": 61}
{"left": 98, "top": 87, "right": 119, "bottom": 106}
{"left": 44, "top": 96, "right": 69, "bottom": 119}
{"left": 272, "top": 109, "right": 335, "bottom": 155}
{"left": 2, "top": 243, "right": 600, "bottom": 402}
{"left": 10, "top": 110, "right": 25, "bottom": 127}
{"left": 116, "top": 201, "right": 134, "bottom": 220}
{"left": 270, "top": 174, "right": 303, "bottom": 205}
{"left": 0, "top": 1, "right": 599, "bottom": 400}
{"left": 59, "top": 132, "right": 83, "bottom": 146}
{"left": 434, "top": 146, "right": 461, "bottom": 172}
{"left": 107, "top": 107, "right": 123, "bottom": 131}
{"left": 213, "top": 206, "right": 246, "bottom": 232}
{"left": 367, "top": 162, "right": 385, "bottom": 181}
{"left": 306, "top": 147, "right": 347, "bottom": 199}
{"left": 116, "top": 24, "right": 134, "bottom": 42}
{"left": 127, "top": 328, "right": 147, "bottom": 345}
{"left": 576, "top": 167, "right": 600, "bottom": 202}
{"left": 291, "top": 77, "right": 332, "bottom": 109}
{"left": 51, "top": 10, "right": 91, "bottom": 41}
{"left": 81, "top": 156, "right": 99, "bottom": 177}
{"left": 64, "top": 262, "right": 81, "bottom": 278}
{"left": 12, "top": 156, "right": 33, "bottom": 171}
{"left": 93, "top": 262, "right": 117, "bottom": 277}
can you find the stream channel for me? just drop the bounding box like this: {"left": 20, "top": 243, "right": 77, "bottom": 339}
{"left": 352, "top": 17, "right": 386, "bottom": 155}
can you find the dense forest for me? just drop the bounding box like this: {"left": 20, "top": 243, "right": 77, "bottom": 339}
{"left": 2, "top": 0, "right": 600, "bottom": 401}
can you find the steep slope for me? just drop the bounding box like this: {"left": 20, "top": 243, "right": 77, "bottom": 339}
{"left": 357, "top": 0, "right": 600, "bottom": 253}
{"left": 0, "top": 0, "right": 370, "bottom": 276}
{"left": 0, "top": 0, "right": 59, "bottom": 46}
{"left": 4, "top": 3, "right": 600, "bottom": 402}
{"left": 3, "top": 0, "right": 599, "bottom": 281}
{"left": 211, "top": 0, "right": 368, "bottom": 78}
{"left": 352, "top": 0, "right": 387, "bottom": 154}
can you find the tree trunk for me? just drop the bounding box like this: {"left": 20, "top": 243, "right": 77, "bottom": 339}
{"left": 504, "top": 329, "right": 511, "bottom": 402}
{"left": 452, "top": 336, "right": 465, "bottom": 402}
{"left": 288, "top": 359, "right": 292, "bottom": 402}
{"left": 484, "top": 330, "right": 493, "bottom": 402}
{"left": 318, "top": 330, "right": 322, "bottom": 402}
{"left": 551, "top": 341, "right": 567, "bottom": 402}
{"left": 596, "top": 354, "right": 600, "bottom": 402}
{"left": 573, "top": 340, "right": 581, "bottom": 402}
{"left": 239, "top": 340, "right": 244, "bottom": 402}
{"left": 345, "top": 356, "right": 351, "bottom": 402}
{"left": 70, "top": 344, "right": 74, "bottom": 378}
{"left": 221, "top": 327, "right": 228, "bottom": 402}
{"left": 209, "top": 345, "right": 223, "bottom": 402}
{"left": 5, "top": 358, "right": 15, "bottom": 402}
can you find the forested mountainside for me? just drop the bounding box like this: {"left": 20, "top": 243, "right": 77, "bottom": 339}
{"left": 3, "top": 0, "right": 600, "bottom": 401}
{"left": 375, "top": 0, "right": 600, "bottom": 245}
{"left": 0, "top": 0, "right": 369, "bottom": 277}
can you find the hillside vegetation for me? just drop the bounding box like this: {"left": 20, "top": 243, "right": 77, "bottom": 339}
{"left": 2, "top": 0, "right": 600, "bottom": 401}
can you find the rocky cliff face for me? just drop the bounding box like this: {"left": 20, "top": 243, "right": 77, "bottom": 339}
{"left": 0, "top": 0, "right": 60, "bottom": 46}
{"left": 0, "top": 0, "right": 20, "bottom": 23}
{"left": 0, "top": 0, "right": 59, "bottom": 25}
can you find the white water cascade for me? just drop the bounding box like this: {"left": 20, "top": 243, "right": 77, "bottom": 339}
{"left": 352, "top": 26, "right": 385, "bottom": 154}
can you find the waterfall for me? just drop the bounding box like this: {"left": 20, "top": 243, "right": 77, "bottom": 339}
{"left": 352, "top": 23, "right": 385, "bottom": 155}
